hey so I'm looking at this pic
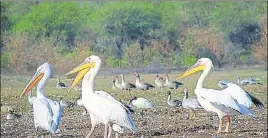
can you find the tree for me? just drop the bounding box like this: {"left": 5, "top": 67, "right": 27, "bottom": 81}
{"left": 13, "top": 2, "right": 90, "bottom": 48}
{"left": 194, "top": 27, "right": 231, "bottom": 68}
{"left": 252, "top": 15, "right": 267, "bottom": 69}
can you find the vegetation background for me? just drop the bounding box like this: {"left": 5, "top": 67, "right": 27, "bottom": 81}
{"left": 1, "top": 1, "right": 267, "bottom": 75}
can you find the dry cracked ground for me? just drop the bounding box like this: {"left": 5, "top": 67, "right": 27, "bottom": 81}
{"left": 1, "top": 69, "right": 267, "bottom": 138}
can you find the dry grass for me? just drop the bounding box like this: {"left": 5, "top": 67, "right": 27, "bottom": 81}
{"left": 1, "top": 69, "right": 267, "bottom": 137}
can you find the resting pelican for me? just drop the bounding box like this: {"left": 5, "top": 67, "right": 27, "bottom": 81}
{"left": 20, "top": 63, "right": 63, "bottom": 136}
{"left": 177, "top": 58, "right": 255, "bottom": 134}
{"left": 217, "top": 80, "right": 264, "bottom": 109}
{"left": 66, "top": 55, "right": 136, "bottom": 138}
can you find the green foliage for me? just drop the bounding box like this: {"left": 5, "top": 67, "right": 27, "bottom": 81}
{"left": 1, "top": 52, "right": 11, "bottom": 68}
{"left": 106, "top": 57, "right": 119, "bottom": 68}
{"left": 1, "top": 1, "right": 267, "bottom": 71}
{"left": 13, "top": 2, "right": 89, "bottom": 46}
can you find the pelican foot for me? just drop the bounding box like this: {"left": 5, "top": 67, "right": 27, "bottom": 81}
{"left": 222, "top": 129, "right": 230, "bottom": 133}
{"left": 217, "top": 130, "right": 222, "bottom": 134}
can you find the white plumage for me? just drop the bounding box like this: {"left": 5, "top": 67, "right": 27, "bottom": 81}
{"left": 20, "top": 63, "right": 63, "bottom": 136}
{"left": 178, "top": 58, "right": 255, "bottom": 134}
{"left": 218, "top": 80, "right": 264, "bottom": 109}
{"left": 67, "top": 55, "right": 136, "bottom": 138}
{"left": 129, "top": 97, "right": 154, "bottom": 109}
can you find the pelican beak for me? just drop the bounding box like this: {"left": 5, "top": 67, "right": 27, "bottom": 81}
{"left": 66, "top": 61, "right": 95, "bottom": 91}
{"left": 20, "top": 72, "right": 44, "bottom": 97}
{"left": 177, "top": 62, "right": 206, "bottom": 79}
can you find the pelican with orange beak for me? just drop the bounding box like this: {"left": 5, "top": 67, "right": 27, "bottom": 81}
{"left": 177, "top": 58, "right": 255, "bottom": 134}
{"left": 20, "top": 62, "right": 63, "bottom": 136}
{"left": 66, "top": 55, "right": 136, "bottom": 138}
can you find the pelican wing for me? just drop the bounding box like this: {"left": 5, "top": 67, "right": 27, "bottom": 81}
{"left": 43, "top": 98, "right": 63, "bottom": 133}
{"left": 197, "top": 88, "right": 255, "bottom": 116}
{"left": 221, "top": 83, "right": 253, "bottom": 108}
{"left": 246, "top": 92, "right": 264, "bottom": 109}
{"left": 87, "top": 94, "right": 136, "bottom": 132}
{"left": 32, "top": 98, "right": 53, "bottom": 132}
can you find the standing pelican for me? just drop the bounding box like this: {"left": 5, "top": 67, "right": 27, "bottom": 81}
{"left": 177, "top": 58, "right": 255, "bottom": 134}
{"left": 20, "top": 63, "right": 63, "bottom": 136}
{"left": 66, "top": 55, "right": 136, "bottom": 138}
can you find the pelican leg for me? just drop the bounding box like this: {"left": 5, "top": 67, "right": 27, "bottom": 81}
{"left": 192, "top": 110, "right": 196, "bottom": 119}
{"left": 217, "top": 118, "right": 223, "bottom": 134}
{"left": 115, "top": 132, "right": 119, "bottom": 138}
{"left": 107, "top": 124, "right": 112, "bottom": 138}
{"left": 85, "top": 124, "right": 95, "bottom": 138}
{"left": 35, "top": 126, "right": 39, "bottom": 137}
{"left": 104, "top": 124, "right": 108, "bottom": 138}
{"left": 223, "top": 115, "right": 230, "bottom": 133}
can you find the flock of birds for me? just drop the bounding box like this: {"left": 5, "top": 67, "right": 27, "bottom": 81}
{"left": 12, "top": 55, "right": 265, "bottom": 138}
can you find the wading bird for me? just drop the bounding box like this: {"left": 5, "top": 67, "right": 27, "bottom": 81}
{"left": 119, "top": 74, "right": 136, "bottom": 94}
{"left": 133, "top": 72, "right": 154, "bottom": 90}
{"left": 167, "top": 91, "right": 182, "bottom": 107}
{"left": 155, "top": 74, "right": 165, "bottom": 88}
{"left": 20, "top": 63, "right": 63, "bottom": 136}
{"left": 56, "top": 79, "right": 67, "bottom": 89}
{"left": 66, "top": 55, "right": 136, "bottom": 138}
{"left": 164, "top": 73, "right": 183, "bottom": 89}
{"left": 181, "top": 88, "right": 202, "bottom": 119}
{"left": 177, "top": 58, "right": 255, "bottom": 134}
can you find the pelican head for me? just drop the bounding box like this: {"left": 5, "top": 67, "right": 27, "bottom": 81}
{"left": 66, "top": 55, "right": 101, "bottom": 91}
{"left": 20, "top": 62, "right": 52, "bottom": 97}
{"left": 177, "top": 58, "right": 213, "bottom": 79}
{"left": 156, "top": 73, "right": 159, "bottom": 78}
{"left": 184, "top": 88, "right": 188, "bottom": 93}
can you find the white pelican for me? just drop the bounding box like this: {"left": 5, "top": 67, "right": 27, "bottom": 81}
{"left": 218, "top": 80, "right": 264, "bottom": 109}
{"left": 66, "top": 55, "right": 136, "bottom": 138}
{"left": 177, "top": 58, "right": 255, "bottom": 134}
{"left": 20, "top": 63, "right": 63, "bottom": 136}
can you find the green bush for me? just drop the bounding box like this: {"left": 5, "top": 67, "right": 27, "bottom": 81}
{"left": 1, "top": 52, "right": 11, "bottom": 69}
